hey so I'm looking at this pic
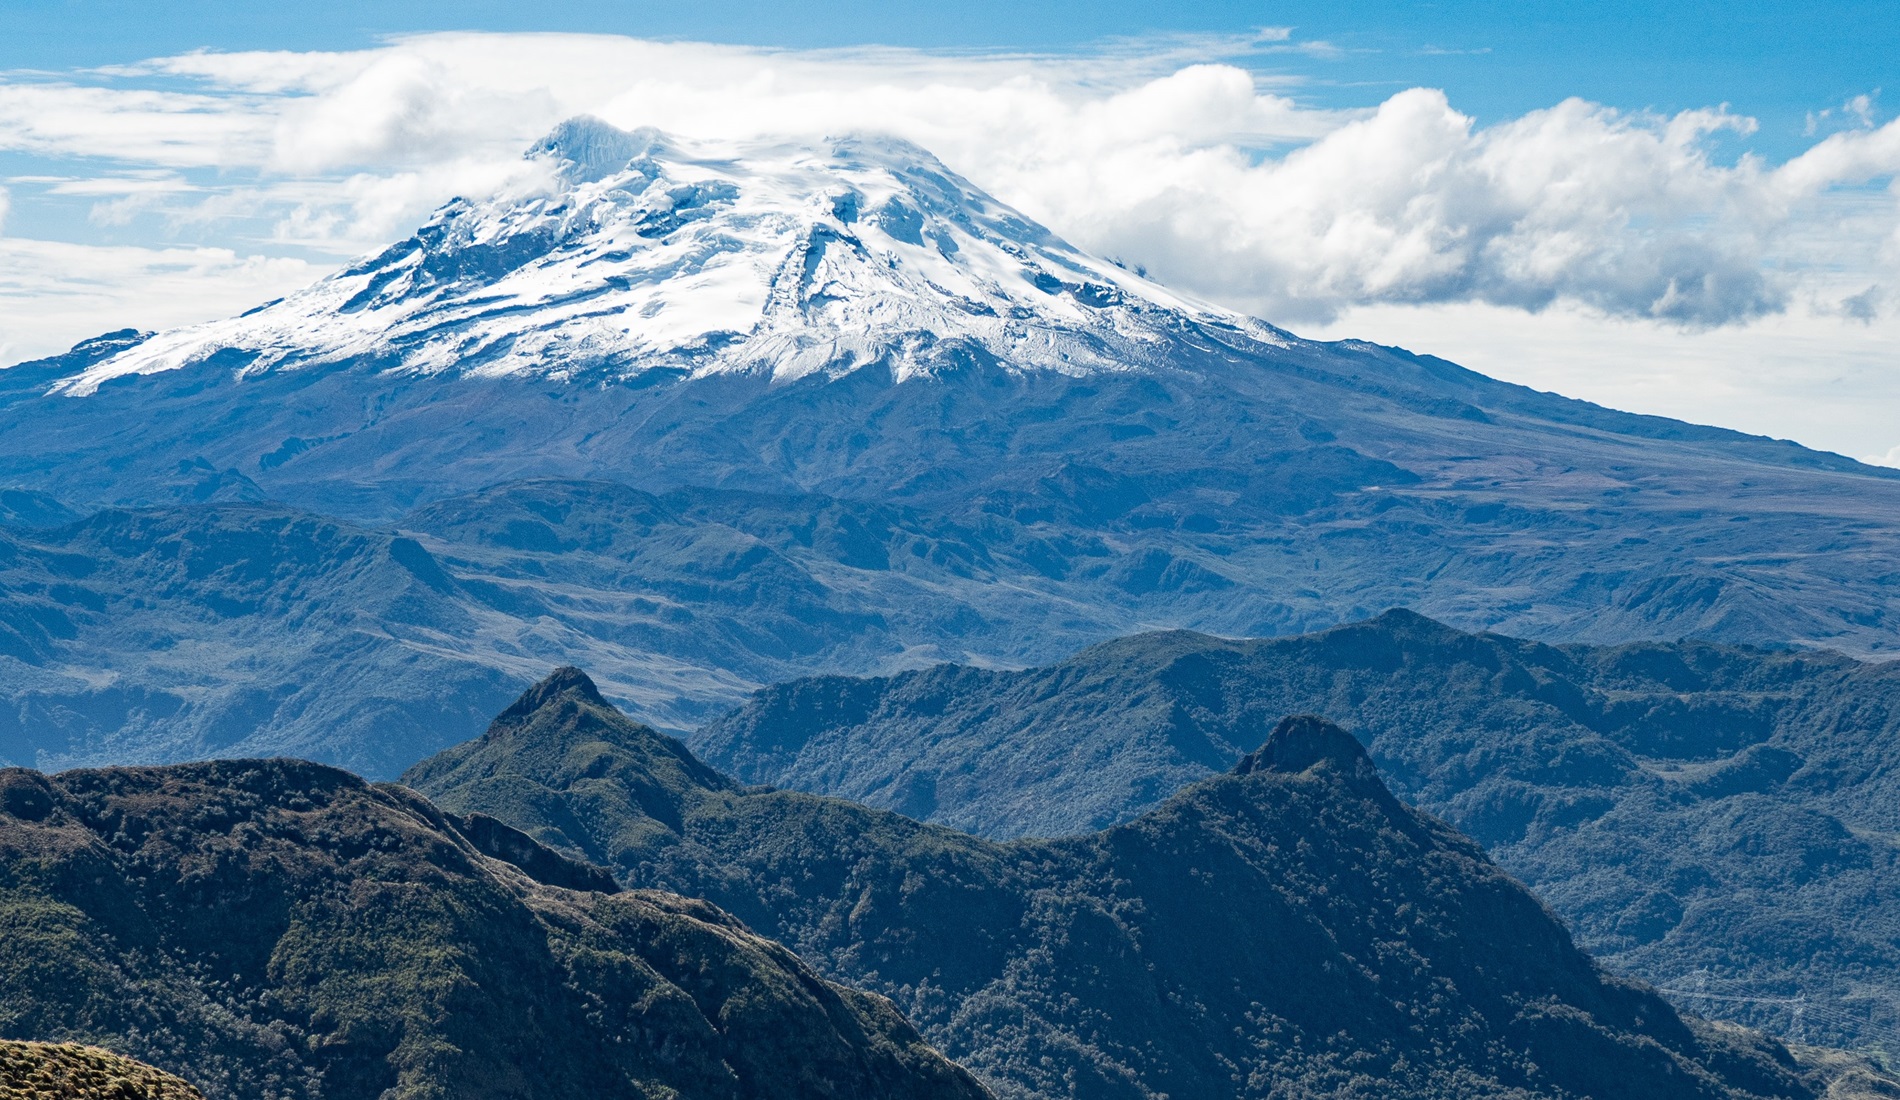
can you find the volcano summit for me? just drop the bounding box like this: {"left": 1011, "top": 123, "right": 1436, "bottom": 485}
{"left": 57, "top": 119, "right": 1251, "bottom": 393}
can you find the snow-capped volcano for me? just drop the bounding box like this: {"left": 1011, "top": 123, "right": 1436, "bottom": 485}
{"left": 57, "top": 118, "right": 1275, "bottom": 396}
{"left": 11, "top": 108, "right": 1900, "bottom": 798}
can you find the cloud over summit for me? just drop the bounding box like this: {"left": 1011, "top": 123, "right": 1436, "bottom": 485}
{"left": 0, "top": 32, "right": 1896, "bottom": 346}
{"left": 1078, "top": 89, "right": 1799, "bottom": 325}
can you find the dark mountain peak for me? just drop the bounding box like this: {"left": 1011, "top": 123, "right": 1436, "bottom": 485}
{"left": 69, "top": 328, "right": 154, "bottom": 357}
{"left": 455, "top": 666, "right": 729, "bottom": 796}
{"left": 0, "top": 768, "right": 56, "bottom": 821}
{"left": 1233, "top": 714, "right": 1379, "bottom": 785}
{"left": 1337, "top": 606, "right": 1485, "bottom": 654}
{"left": 1368, "top": 606, "right": 1454, "bottom": 634}
{"left": 1301, "top": 606, "right": 1579, "bottom": 682}
{"left": 401, "top": 668, "right": 736, "bottom": 865}
{"left": 496, "top": 666, "right": 608, "bottom": 724}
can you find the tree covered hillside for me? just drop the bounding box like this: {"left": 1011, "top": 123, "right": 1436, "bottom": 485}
{"left": 697, "top": 609, "right": 1900, "bottom": 1050}
{"left": 408, "top": 667, "right": 1822, "bottom": 1100}
{"left": 0, "top": 759, "right": 989, "bottom": 1100}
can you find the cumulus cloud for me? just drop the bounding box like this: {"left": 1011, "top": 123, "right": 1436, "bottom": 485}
{"left": 1046, "top": 91, "right": 1799, "bottom": 324}
{"left": 0, "top": 236, "right": 320, "bottom": 365}
{"left": 0, "top": 32, "right": 1898, "bottom": 346}
{"left": 1807, "top": 92, "right": 1881, "bottom": 137}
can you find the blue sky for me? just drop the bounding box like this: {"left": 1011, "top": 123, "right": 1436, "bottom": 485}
{"left": 0, "top": 1, "right": 1896, "bottom": 462}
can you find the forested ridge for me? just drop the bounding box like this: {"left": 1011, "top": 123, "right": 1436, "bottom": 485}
{"left": 698, "top": 609, "right": 1900, "bottom": 1048}
{"left": 0, "top": 757, "right": 988, "bottom": 1100}
{"left": 408, "top": 667, "right": 1827, "bottom": 1100}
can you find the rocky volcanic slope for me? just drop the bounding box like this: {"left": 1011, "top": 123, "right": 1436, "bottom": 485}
{"left": 0, "top": 759, "right": 990, "bottom": 1100}
{"left": 2, "top": 118, "right": 1900, "bottom": 772}
{"left": 407, "top": 667, "right": 1823, "bottom": 1100}
{"left": 0, "top": 1041, "right": 204, "bottom": 1100}
{"left": 696, "top": 609, "right": 1900, "bottom": 1051}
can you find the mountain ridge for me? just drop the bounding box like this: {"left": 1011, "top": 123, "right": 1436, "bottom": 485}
{"left": 405, "top": 666, "right": 1829, "bottom": 1100}
{"left": 693, "top": 609, "right": 1900, "bottom": 1049}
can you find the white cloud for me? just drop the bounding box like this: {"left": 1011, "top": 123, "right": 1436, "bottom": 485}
{"left": 1806, "top": 92, "right": 1882, "bottom": 137}
{"left": 1303, "top": 297, "right": 1900, "bottom": 463}
{"left": 1026, "top": 91, "right": 1797, "bottom": 325}
{"left": 0, "top": 81, "right": 276, "bottom": 166}
{"left": 0, "top": 32, "right": 1897, "bottom": 453}
{"left": 0, "top": 186, "right": 9, "bottom": 234}
{"left": 0, "top": 237, "right": 321, "bottom": 366}
{"left": 2, "top": 33, "right": 1894, "bottom": 329}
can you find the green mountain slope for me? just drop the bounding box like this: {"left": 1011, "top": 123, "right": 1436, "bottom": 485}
{"left": 0, "top": 1041, "right": 204, "bottom": 1100}
{"left": 406, "top": 668, "right": 1821, "bottom": 1100}
{"left": 694, "top": 610, "right": 1900, "bottom": 1051}
{"left": 0, "top": 758, "right": 990, "bottom": 1100}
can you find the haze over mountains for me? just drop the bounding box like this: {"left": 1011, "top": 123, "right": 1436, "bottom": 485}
{"left": 2, "top": 119, "right": 1900, "bottom": 775}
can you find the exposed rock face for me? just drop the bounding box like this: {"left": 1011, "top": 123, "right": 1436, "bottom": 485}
{"left": 0, "top": 758, "right": 991, "bottom": 1100}
{"left": 408, "top": 668, "right": 1822, "bottom": 1100}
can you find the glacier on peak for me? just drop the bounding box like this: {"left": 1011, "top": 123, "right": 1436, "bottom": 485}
{"left": 54, "top": 119, "right": 1283, "bottom": 396}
